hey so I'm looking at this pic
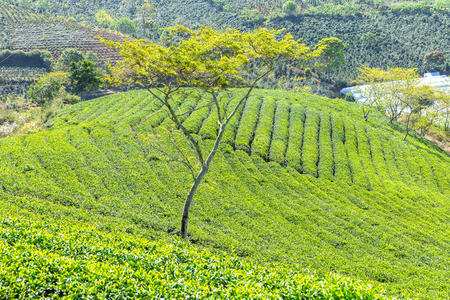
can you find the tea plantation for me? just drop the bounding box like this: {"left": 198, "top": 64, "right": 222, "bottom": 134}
{"left": 1, "top": 89, "right": 449, "bottom": 298}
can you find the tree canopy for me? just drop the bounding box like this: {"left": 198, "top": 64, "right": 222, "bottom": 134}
{"left": 102, "top": 25, "right": 314, "bottom": 92}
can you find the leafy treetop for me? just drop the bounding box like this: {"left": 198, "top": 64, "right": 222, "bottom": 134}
{"left": 101, "top": 25, "right": 315, "bottom": 93}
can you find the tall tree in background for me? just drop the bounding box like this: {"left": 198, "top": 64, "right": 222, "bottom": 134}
{"left": 95, "top": 10, "right": 113, "bottom": 28}
{"left": 313, "top": 37, "right": 347, "bottom": 73}
{"left": 69, "top": 59, "right": 102, "bottom": 94}
{"left": 137, "top": 1, "right": 157, "bottom": 36}
{"left": 282, "top": 1, "right": 298, "bottom": 15}
{"left": 102, "top": 25, "right": 316, "bottom": 238}
{"left": 400, "top": 85, "right": 442, "bottom": 140}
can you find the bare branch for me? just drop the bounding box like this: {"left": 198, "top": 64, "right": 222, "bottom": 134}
{"left": 211, "top": 92, "right": 223, "bottom": 125}
{"left": 225, "top": 67, "right": 272, "bottom": 124}
{"left": 146, "top": 128, "right": 197, "bottom": 180}
{"left": 144, "top": 87, "right": 205, "bottom": 164}
{"left": 175, "top": 104, "right": 209, "bottom": 117}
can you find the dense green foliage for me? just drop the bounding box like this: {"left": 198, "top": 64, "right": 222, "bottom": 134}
{"left": 0, "top": 207, "right": 383, "bottom": 298}
{"left": 1, "top": 89, "right": 448, "bottom": 298}
{"left": 0, "top": 1, "right": 127, "bottom": 64}
{"left": 2, "top": 0, "right": 448, "bottom": 96}
{"left": 69, "top": 59, "right": 102, "bottom": 94}
{"left": 0, "top": 49, "right": 52, "bottom": 70}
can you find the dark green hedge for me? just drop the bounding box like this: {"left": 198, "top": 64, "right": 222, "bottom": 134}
{"left": 0, "top": 49, "right": 52, "bottom": 70}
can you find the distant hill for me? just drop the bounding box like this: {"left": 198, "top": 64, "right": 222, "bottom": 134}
{"left": 0, "top": 2, "right": 132, "bottom": 96}
{"left": 1, "top": 88, "right": 448, "bottom": 298}
{"left": 4, "top": 0, "right": 448, "bottom": 96}
{"left": 0, "top": 2, "right": 129, "bottom": 64}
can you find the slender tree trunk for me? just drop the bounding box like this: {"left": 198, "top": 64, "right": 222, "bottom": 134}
{"left": 403, "top": 112, "right": 412, "bottom": 141}
{"left": 181, "top": 123, "right": 227, "bottom": 238}
{"left": 181, "top": 164, "right": 208, "bottom": 238}
{"left": 363, "top": 108, "right": 369, "bottom": 122}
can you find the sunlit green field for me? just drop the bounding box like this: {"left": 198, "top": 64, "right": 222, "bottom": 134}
{"left": 1, "top": 89, "right": 448, "bottom": 298}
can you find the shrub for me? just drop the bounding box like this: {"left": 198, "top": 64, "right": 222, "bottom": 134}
{"left": 112, "top": 17, "right": 137, "bottom": 36}
{"left": 344, "top": 93, "right": 356, "bottom": 102}
{"left": 0, "top": 49, "right": 52, "bottom": 70}
{"left": 269, "top": 101, "right": 290, "bottom": 163}
{"left": 235, "top": 97, "right": 262, "bottom": 152}
{"left": 317, "top": 112, "right": 333, "bottom": 180}
{"left": 282, "top": 1, "right": 298, "bottom": 15}
{"left": 55, "top": 48, "right": 85, "bottom": 72}
{"left": 251, "top": 97, "right": 276, "bottom": 158}
{"left": 28, "top": 72, "right": 69, "bottom": 106}
{"left": 285, "top": 104, "right": 305, "bottom": 171}
{"left": 61, "top": 94, "right": 81, "bottom": 105}
{"left": 302, "top": 110, "right": 320, "bottom": 177}
{"left": 0, "top": 110, "right": 16, "bottom": 124}
{"left": 69, "top": 59, "right": 102, "bottom": 94}
{"left": 95, "top": 10, "right": 113, "bottom": 28}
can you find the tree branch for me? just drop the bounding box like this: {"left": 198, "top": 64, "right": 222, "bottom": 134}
{"left": 175, "top": 104, "right": 209, "bottom": 117}
{"left": 225, "top": 67, "right": 272, "bottom": 124}
{"left": 146, "top": 87, "right": 205, "bottom": 165}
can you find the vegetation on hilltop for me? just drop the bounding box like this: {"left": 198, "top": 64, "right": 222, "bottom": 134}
{"left": 0, "top": 1, "right": 129, "bottom": 64}
{"left": 2, "top": 1, "right": 449, "bottom": 96}
{"left": 1, "top": 89, "right": 448, "bottom": 298}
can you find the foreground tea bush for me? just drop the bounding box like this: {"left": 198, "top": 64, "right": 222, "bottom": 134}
{"left": 0, "top": 214, "right": 383, "bottom": 299}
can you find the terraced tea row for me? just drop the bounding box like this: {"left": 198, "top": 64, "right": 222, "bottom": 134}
{"left": 2, "top": 89, "right": 447, "bottom": 298}
{"left": 54, "top": 89, "right": 449, "bottom": 194}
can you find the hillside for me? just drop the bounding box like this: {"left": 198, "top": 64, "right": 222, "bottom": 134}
{"left": 0, "top": 2, "right": 128, "bottom": 64}
{"left": 0, "top": 1, "right": 131, "bottom": 96}
{"left": 4, "top": 0, "right": 449, "bottom": 96}
{"left": 1, "top": 89, "right": 448, "bottom": 298}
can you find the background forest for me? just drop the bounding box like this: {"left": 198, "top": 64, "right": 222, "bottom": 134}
{"left": 3, "top": 0, "right": 449, "bottom": 96}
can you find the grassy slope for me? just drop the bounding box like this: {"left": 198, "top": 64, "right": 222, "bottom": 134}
{"left": 1, "top": 89, "right": 449, "bottom": 298}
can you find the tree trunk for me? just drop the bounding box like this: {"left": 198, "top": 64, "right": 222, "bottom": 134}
{"left": 180, "top": 123, "right": 227, "bottom": 238}
{"left": 403, "top": 112, "right": 412, "bottom": 141}
{"left": 363, "top": 108, "right": 369, "bottom": 121}
{"left": 180, "top": 164, "right": 208, "bottom": 238}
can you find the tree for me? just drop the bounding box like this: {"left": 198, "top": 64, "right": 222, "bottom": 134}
{"left": 69, "top": 59, "right": 102, "bottom": 94}
{"left": 112, "top": 17, "right": 137, "bottom": 36}
{"left": 55, "top": 48, "right": 85, "bottom": 72}
{"left": 423, "top": 51, "right": 445, "bottom": 73}
{"left": 411, "top": 94, "right": 448, "bottom": 136}
{"left": 356, "top": 66, "right": 419, "bottom": 122}
{"left": 137, "top": 2, "right": 157, "bottom": 36}
{"left": 400, "top": 85, "right": 442, "bottom": 140}
{"left": 28, "top": 72, "right": 69, "bottom": 106}
{"left": 95, "top": 10, "right": 113, "bottom": 28}
{"left": 102, "top": 25, "right": 315, "bottom": 238}
{"left": 313, "top": 37, "right": 347, "bottom": 73}
{"left": 282, "top": 1, "right": 298, "bottom": 15}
